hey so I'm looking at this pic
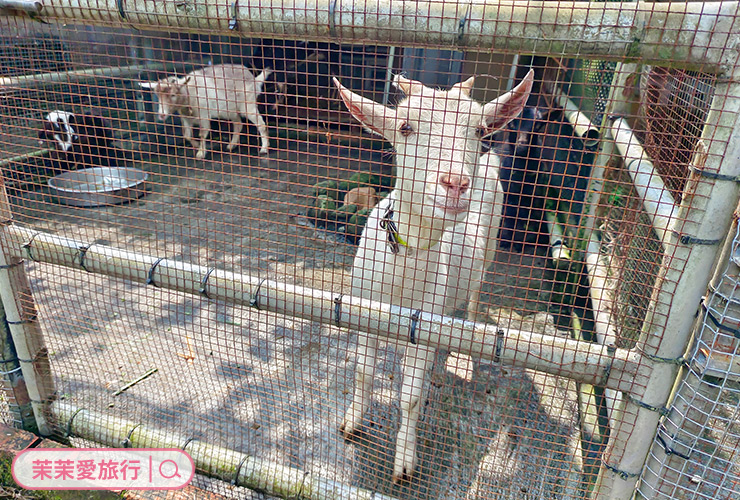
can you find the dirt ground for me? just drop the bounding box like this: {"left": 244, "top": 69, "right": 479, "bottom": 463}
{"left": 3, "top": 123, "right": 590, "bottom": 499}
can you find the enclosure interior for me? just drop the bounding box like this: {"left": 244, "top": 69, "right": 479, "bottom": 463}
{"left": 0, "top": 15, "right": 738, "bottom": 500}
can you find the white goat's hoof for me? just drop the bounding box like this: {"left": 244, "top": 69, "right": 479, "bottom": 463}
{"left": 195, "top": 150, "right": 207, "bottom": 160}
{"left": 226, "top": 144, "right": 237, "bottom": 152}
{"left": 259, "top": 147, "right": 269, "bottom": 156}
{"left": 392, "top": 450, "right": 417, "bottom": 484}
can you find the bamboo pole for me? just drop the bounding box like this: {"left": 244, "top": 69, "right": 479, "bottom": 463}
{"left": 53, "top": 400, "right": 399, "bottom": 500}
{"left": 594, "top": 77, "right": 740, "bottom": 500}
{"left": 22, "top": 1, "right": 740, "bottom": 74}
{"left": 637, "top": 160, "right": 740, "bottom": 498}
{"left": 0, "top": 61, "right": 200, "bottom": 93}
{"left": 610, "top": 117, "right": 678, "bottom": 245}
{"left": 552, "top": 87, "right": 601, "bottom": 149}
{"left": 0, "top": 224, "right": 642, "bottom": 393}
{"left": 0, "top": 180, "right": 54, "bottom": 435}
{"left": 0, "top": 148, "right": 53, "bottom": 170}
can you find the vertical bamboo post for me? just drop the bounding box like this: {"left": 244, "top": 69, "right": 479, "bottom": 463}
{"left": 594, "top": 78, "right": 740, "bottom": 500}
{"left": 0, "top": 177, "right": 55, "bottom": 435}
{"left": 0, "top": 304, "right": 37, "bottom": 431}
{"left": 638, "top": 198, "right": 740, "bottom": 497}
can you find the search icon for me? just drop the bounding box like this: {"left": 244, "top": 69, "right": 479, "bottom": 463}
{"left": 159, "top": 459, "right": 182, "bottom": 479}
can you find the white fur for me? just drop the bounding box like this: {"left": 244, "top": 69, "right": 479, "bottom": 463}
{"left": 45, "top": 110, "right": 76, "bottom": 151}
{"left": 140, "top": 64, "right": 272, "bottom": 159}
{"left": 334, "top": 70, "right": 534, "bottom": 482}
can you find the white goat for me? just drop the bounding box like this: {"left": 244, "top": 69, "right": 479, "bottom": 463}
{"left": 333, "top": 70, "right": 534, "bottom": 482}
{"left": 140, "top": 64, "right": 271, "bottom": 159}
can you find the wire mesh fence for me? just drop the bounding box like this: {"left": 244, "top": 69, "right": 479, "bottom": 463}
{"left": 0, "top": 1, "right": 739, "bottom": 499}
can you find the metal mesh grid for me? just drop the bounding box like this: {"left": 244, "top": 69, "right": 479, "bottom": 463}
{"left": 0, "top": 1, "right": 738, "bottom": 499}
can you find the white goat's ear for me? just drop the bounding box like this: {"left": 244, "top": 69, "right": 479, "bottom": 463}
{"left": 480, "top": 69, "right": 534, "bottom": 136}
{"left": 452, "top": 76, "right": 475, "bottom": 97}
{"left": 333, "top": 77, "right": 397, "bottom": 139}
{"left": 392, "top": 74, "right": 424, "bottom": 96}
{"left": 138, "top": 81, "right": 155, "bottom": 89}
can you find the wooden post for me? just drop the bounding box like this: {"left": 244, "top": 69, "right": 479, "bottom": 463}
{"left": 594, "top": 77, "right": 740, "bottom": 500}
{"left": 0, "top": 178, "right": 55, "bottom": 435}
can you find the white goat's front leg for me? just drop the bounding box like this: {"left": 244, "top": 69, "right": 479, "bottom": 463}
{"left": 245, "top": 106, "right": 270, "bottom": 155}
{"left": 393, "top": 343, "right": 435, "bottom": 483}
{"left": 181, "top": 119, "right": 199, "bottom": 149}
{"left": 227, "top": 119, "right": 243, "bottom": 152}
{"left": 195, "top": 117, "right": 211, "bottom": 159}
{"left": 341, "top": 332, "right": 378, "bottom": 437}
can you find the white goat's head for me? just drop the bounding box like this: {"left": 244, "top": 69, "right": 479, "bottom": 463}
{"left": 333, "top": 70, "right": 533, "bottom": 223}
{"left": 139, "top": 76, "right": 192, "bottom": 121}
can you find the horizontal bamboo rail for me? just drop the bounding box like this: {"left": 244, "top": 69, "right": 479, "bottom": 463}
{"left": 1, "top": 223, "right": 642, "bottom": 393}
{"left": 610, "top": 118, "right": 678, "bottom": 245}
{"left": 0, "top": 61, "right": 200, "bottom": 94}
{"left": 20, "top": 1, "right": 740, "bottom": 74}
{"left": 53, "top": 401, "right": 398, "bottom": 500}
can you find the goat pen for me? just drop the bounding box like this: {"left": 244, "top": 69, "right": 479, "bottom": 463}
{"left": 0, "top": 1, "right": 739, "bottom": 499}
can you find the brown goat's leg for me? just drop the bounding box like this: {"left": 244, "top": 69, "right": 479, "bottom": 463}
{"left": 181, "top": 120, "right": 199, "bottom": 149}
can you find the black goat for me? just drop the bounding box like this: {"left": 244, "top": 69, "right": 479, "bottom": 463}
{"left": 38, "top": 111, "right": 123, "bottom": 170}
{"left": 496, "top": 107, "right": 548, "bottom": 251}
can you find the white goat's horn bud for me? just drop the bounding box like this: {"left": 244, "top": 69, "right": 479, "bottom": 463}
{"left": 393, "top": 74, "right": 423, "bottom": 96}
{"left": 453, "top": 76, "right": 475, "bottom": 96}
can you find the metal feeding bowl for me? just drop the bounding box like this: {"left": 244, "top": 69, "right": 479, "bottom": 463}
{"left": 48, "top": 167, "right": 148, "bottom": 207}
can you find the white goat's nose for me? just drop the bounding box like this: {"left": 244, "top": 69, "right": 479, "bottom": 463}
{"left": 439, "top": 173, "right": 471, "bottom": 198}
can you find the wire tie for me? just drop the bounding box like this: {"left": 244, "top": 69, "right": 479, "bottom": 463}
{"left": 456, "top": 1, "right": 472, "bottom": 46}
{"left": 146, "top": 257, "right": 165, "bottom": 287}
{"left": 78, "top": 245, "right": 92, "bottom": 273}
{"left": 671, "top": 231, "right": 721, "bottom": 246}
{"left": 116, "top": 0, "right": 127, "bottom": 19}
{"left": 7, "top": 317, "right": 36, "bottom": 325}
{"left": 328, "top": 0, "right": 339, "bottom": 38}
{"left": 229, "top": 0, "right": 239, "bottom": 30}
{"left": 409, "top": 309, "right": 421, "bottom": 345}
{"left": 232, "top": 455, "right": 249, "bottom": 485}
{"left": 702, "top": 303, "right": 740, "bottom": 339}
{"left": 624, "top": 393, "right": 670, "bottom": 417}
{"left": 688, "top": 165, "right": 739, "bottom": 182}
{"left": 636, "top": 345, "right": 686, "bottom": 366}
{"left": 199, "top": 267, "right": 216, "bottom": 298}
{"left": 65, "top": 408, "right": 85, "bottom": 438}
{"left": 494, "top": 329, "right": 505, "bottom": 363}
{"left": 656, "top": 426, "right": 692, "bottom": 461}
{"left": 181, "top": 436, "right": 196, "bottom": 451}
{"left": 250, "top": 278, "right": 267, "bottom": 310}
{"left": 121, "top": 423, "right": 142, "bottom": 448}
{"left": 0, "top": 356, "right": 19, "bottom": 364}
{"left": 22, "top": 233, "right": 42, "bottom": 262}
{"left": 0, "top": 366, "right": 22, "bottom": 376}
{"left": 333, "top": 294, "right": 343, "bottom": 327}
{"left": 0, "top": 216, "right": 13, "bottom": 226}
{"left": 601, "top": 460, "right": 640, "bottom": 480}
{"left": 0, "top": 259, "right": 23, "bottom": 270}
{"left": 600, "top": 344, "right": 616, "bottom": 386}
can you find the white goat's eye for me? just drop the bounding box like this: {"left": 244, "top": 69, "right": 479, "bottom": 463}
{"left": 475, "top": 125, "right": 487, "bottom": 137}
{"left": 399, "top": 122, "right": 413, "bottom": 136}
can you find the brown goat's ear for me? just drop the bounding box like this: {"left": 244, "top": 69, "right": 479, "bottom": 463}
{"left": 452, "top": 76, "right": 475, "bottom": 97}
{"left": 333, "top": 77, "right": 398, "bottom": 139}
{"left": 480, "top": 69, "right": 534, "bottom": 136}
{"left": 392, "top": 74, "right": 424, "bottom": 96}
